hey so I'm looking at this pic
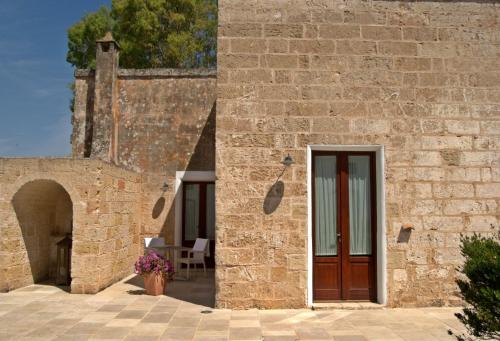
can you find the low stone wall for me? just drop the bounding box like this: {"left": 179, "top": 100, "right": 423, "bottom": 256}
{"left": 0, "top": 158, "right": 141, "bottom": 293}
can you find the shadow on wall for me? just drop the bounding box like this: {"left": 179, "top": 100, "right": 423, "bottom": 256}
{"left": 263, "top": 180, "right": 285, "bottom": 215}
{"left": 152, "top": 197, "right": 166, "bottom": 219}
{"left": 154, "top": 101, "right": 216, "bottom": 243}
{"left": 263, "top": 164, "right": 291, "bottom": 215}
{"left": 12, "top": 180, "right": 73, "bottom": 286}
{"left": 397, "top": 227, "right": 412, "bottom": 243}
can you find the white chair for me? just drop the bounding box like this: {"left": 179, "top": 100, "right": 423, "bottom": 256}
{"left": 144, "top": 237, "right": 166, "bottom": 255}
{"left": 178, "top": 238, "right": 209, "bottom": 280}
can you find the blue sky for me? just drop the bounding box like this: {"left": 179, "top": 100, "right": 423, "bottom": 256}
{"left": 0, "top": 0, "right": 110, "bottom": 157}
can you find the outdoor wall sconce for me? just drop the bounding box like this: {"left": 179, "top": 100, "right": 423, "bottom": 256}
{"left": 161, "top": 182, "right": 169, "bottom": 192}
{"left": 402, "top": 223, "right": 414, "bottom": 231}
{"left": 281, "top": 154, "right": 295, "bottom": 167}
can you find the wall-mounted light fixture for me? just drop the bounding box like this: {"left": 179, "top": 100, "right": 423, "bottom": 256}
{"left": 281, "top": 154, "right": 295, "bottom": 167}
{"left": 161, "top": 182, "right": 169, "bottom": 192}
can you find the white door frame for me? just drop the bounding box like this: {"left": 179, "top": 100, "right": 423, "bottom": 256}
{"left": 306, "top": 145, "right": 387, "bottom": 306}
{"left": 174, "top": 171, "right": 216, "bottom": 246}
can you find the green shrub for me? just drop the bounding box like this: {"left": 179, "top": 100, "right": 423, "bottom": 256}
{"left": 451, "top": 233, "right": 500, "bottom": 340}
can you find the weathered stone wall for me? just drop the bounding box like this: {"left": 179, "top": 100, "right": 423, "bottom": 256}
{"left": 116, "top": 70, "right": 216, "bottom": 241}
{"left": 0, "top": 158, "right": 141, "bottom": 293}
{"left": 11, "top": 180, "right": 72, "bottom": 283}
{"left": 73, "top": 68, "right": 217, "bottom": 243}
{"left": 216, "top": 0, "right": 500, "bottom": 308}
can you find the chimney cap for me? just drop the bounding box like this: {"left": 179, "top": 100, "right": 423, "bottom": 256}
{"left": 97, "top": 32, "right": 120, "bottom": 49}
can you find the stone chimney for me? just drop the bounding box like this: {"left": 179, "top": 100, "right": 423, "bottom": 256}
{"left": 90, "top": 32, "right": 120, "bottom": 162}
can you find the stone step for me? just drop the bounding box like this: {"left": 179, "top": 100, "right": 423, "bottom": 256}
{"left": 312, "top": 302, "right": 385, "bottom": 310}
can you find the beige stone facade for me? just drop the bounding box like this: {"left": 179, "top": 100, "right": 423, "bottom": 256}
{"left": 215, "top": 0, "right": 500, "bottom": 308}
{"left": 0, "top": 158, "right": 141, "bottom": 293}
{"left": 1, "top": 0, "right": 499, "bottom": 309}
{"left": 1, "top": 37, "right": 216, "bottom": 294}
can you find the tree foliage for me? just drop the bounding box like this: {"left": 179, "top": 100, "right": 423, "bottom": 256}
{"left": 67, "top": 0, "right": 217, "bottom": 69}
{"left": 451, "top": 233, "right": 500, "bottom": 341}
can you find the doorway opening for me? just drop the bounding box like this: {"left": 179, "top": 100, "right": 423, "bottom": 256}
{"left": 182, "top": 181, "right": 215, "bottom": 268}
{"left": 307, "top": 146, "right": 386, "bottom": 305}
{"left": 12, "top": 180, "right": 73, "bottom": 289}
{"left": 312, "top": 151, "right": 376, "bottom": 301}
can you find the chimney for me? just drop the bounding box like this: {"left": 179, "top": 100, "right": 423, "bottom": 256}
{"left": 90, "top": 32, "right": 120, "bottom": 162}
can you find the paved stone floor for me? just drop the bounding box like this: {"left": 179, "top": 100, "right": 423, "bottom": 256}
{"left": 0, "top": 270, "right": 467, "bottom": 340}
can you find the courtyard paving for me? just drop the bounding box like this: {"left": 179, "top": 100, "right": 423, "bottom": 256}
{"left": 0, "top": 270, "right": 467, "bottom": 340}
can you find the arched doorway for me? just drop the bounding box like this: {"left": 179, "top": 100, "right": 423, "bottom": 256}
{"left": 12, "top": 180, "right": 73, "bottom": 287}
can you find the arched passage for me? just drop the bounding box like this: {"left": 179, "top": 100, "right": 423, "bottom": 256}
{"left": 12, "top": 180, "right": 73, "bottom": 286}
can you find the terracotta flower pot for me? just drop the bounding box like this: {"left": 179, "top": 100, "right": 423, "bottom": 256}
{"left": 143, "top": 272, "right": 166, "bottom": 296}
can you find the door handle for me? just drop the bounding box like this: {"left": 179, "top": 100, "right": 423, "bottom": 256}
{"left": 337, "top": 233, "right": 341, "bottom": 243}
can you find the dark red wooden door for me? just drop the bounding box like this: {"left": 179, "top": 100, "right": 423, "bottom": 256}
{"left": 313, "top": 151, "right": 376, "bottom": 301}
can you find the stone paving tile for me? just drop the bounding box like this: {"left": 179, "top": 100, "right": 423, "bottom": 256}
{"left": 115, "top": 310, "right": 148, "bottom": 319}
{"left": 193, "top": 337, "right": 228, "bottom": 341}
{"left": 106, "top": 318, "right": 141, "bottom": 327}
{"left": 262, "top": 336, "right": 296, "bottom": 341}
{"left": 0, "top": 273, "right": 469, "bottom": 341}
{"left": 168, "top": 316, "right": 201, "bottom": 327}
{"left": 123, "top": 336, "right": 158, "bottom": 341}
{"left": 81, "top": 311, "right": 120, "bottom": 323}
{"left": 334, "top": 336, "right": 369, "bottom": 341}
{"left": 142, "top": 312, "right": 173, "bottom": 323}
{"left": 229, "top": 327, "right": 263, "bottom": 340}
{"left": 295, "top": 326, "right": 332, "bottom": 340}
{"left": 160, "top": 327, "right": 197, "bottom": 340}
{"left": 128, "top": 322, "right": 169, "bottom": 336}
{"left": 65, "top": 322, "right": 106, "bottom": 335}
{"left": 98, "top": 304, "right": 127, "bottom": 312}
{"left": 198, "top": 318, "right": 231, "bottom": 331}
{"left": 92, "top": 326, "right": 131, "bottom": 339}
{"left": 229, "top": 319, "right": 260, "bottom": 328}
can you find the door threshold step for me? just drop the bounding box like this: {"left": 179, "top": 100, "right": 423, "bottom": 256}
{"left": 312, "top": 302, "right": 385, "bottom": 310}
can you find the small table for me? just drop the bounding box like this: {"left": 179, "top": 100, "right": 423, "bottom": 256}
{"left": 153, "top": 245, "right": 191, "bottom": 280}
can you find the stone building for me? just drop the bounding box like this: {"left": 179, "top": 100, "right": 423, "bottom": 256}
{"left": 1, "top": 0, "right": 499, "bottom": 309}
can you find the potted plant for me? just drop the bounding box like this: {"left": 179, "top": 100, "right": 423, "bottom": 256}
{"left": 134, "top": 250, "right": 174, "bottom": 296}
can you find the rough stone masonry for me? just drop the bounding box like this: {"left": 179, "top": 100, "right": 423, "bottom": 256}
{"left": 1, "top": 0, "right": 499, "bottom": 309}
{"left": 215, "top": 0, "right": 500, "bottom": 308}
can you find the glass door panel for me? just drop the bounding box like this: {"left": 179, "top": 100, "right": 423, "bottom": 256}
{"left": 184, "top": 183, "right": 200, "bottom": 241}
{"left": 314, "top": 155, "right": 338, "bottom": 256}
{"left": 348, "top": 155, "right": 372, "bottom": 255}
{"left": 206, "top": 183, "right": 215, "bottom": 240}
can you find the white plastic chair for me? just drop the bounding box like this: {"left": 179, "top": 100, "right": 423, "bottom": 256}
{"left": 144, "top": 237, "right": 166, "bottom": 255}
{"left": 178, "top": 238, "right": 209, "bottom": 280}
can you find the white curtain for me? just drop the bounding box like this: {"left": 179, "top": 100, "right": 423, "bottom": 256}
{"left": 314, "top": 156, "right": 337, "bottom": 256}
{"left": 184, "top": 184, "right": 199, "bottom": 240}
{"left": 348, "top": 156, "right": 371, "bottom": 255}
{"left": 206, "top": 184, "right": 215, "bottom": 240}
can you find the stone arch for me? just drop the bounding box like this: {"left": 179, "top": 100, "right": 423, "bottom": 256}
{"left": 11, "top": 179, "right": 75, "bottom": 288}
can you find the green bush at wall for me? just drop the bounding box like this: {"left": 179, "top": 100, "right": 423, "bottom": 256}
{"left": 451, "top": 232, "right": 500, "bottom": 340}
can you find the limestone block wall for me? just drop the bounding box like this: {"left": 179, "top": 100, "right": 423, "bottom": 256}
{"left": 11, "top": 180, "right": 72, "bottom": 283}
{"left": 73, "top": 69, "right": 217, "bottom": 244}
{"left": 216, "top": 0, "right": 500, "bottom": 308}
{"left": 0, "top": 158, "right": 141, "bottom": 293}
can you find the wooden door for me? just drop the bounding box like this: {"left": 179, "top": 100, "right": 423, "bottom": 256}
{"left": 182, "top": 181, "right": 215, "bottom": 267}
{"left": 312, "top": 151, "right": 376, "bottom": 301}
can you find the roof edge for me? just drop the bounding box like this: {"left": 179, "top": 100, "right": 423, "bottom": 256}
{"left": 75, "top": 68, "right": 216, "bottom": 78}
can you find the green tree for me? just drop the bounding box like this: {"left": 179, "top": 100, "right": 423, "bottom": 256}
{"left": 450, "top": 233, "right": 500, "bottom": 341}
{"left": 67, "top": 6, "right": 113, "bottom": 70}
{"left": 66, "top": 0, "right": 217, "bottom": 70}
